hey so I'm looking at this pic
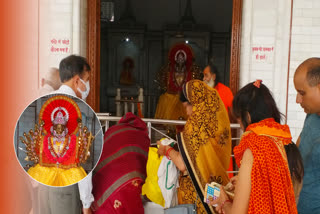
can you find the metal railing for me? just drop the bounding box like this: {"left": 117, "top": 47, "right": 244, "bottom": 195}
{"left": 97, "top": 113, "right": 241, "bottom": 140}
{"left": 96, "top": 113, "right": 241, "bottom": 174}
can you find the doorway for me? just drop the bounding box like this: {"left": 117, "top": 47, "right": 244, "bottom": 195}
{"left": 86, "top": 0, "right": 242, "bottom": 113}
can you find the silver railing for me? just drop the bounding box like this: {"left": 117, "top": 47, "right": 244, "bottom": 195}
{"left": 97, "top": 113, "right": 241, "bottom": 140}
{"left": 96, "top": 113, "right": 241, "bottom": 174}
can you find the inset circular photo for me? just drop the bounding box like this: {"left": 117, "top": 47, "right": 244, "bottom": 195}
{"left": 14, "top": 93, "right": 103, "bottom": 187}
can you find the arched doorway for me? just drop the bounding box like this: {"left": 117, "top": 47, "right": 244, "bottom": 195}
{"left": 86, "top": 0, "right": 242, "bottom": 112}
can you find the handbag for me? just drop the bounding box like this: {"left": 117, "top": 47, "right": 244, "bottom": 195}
{"left": 164, "top": 194, "right": 197, "bottom": 214}
{"left": 164, "top": 203, "right": 196, "bottom": 214}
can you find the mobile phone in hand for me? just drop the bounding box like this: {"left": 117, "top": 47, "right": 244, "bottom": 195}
{"left": 204, "top": 182, "right": 221, "bottom": 207}
{"left": 204, "top": 182, "right": 234, "bottom": 206}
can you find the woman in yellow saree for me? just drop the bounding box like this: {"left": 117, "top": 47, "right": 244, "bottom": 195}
{"left": 158, "top": 80, "right": 231, "bottom": 213}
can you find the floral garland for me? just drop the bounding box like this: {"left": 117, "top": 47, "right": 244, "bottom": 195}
{"left": 168, "top": 66, "right": 192, "bottom": 93}
{"left": 43, "top": 134, "right": 76, "bottom": 164}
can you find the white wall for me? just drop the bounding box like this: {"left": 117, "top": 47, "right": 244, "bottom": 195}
{"left": 240, "top": 0, "right": 320, "bottom": 142}
{"left": 38, "top": 0, "right": 87, "bottom": 87}
{"left": 287, "top": 0, "right": 320, "bottom": 141}
{"left": 240, "top": 0, "right": 292, "bottom": 124}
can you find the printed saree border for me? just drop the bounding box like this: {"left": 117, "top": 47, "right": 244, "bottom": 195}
{"left": 177, "top": 132, "right": 214, "bottom": 214}
{"left": 94, "top": 171, "right": 146, "bottom": 209}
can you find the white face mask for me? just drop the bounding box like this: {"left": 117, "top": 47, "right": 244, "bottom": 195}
{"left": 204, "top": 78, "right": 215, "bottom": 88}
{"left": 77, "top": 78, "right": 90, "bottom": 100}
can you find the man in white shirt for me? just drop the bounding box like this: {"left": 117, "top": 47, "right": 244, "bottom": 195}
{"left": 33, "top": 55, "right": 93, "bottom": 214}
{"left": 56, "top": 55, "right": 93, "bottom": 214}
{"left": 38, "top": 67, "right": 61, "bottom": 96}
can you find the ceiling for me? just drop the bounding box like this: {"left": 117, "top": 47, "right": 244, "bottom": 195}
{"left": 111, "top": 0, "right": 233, "bottom": 32}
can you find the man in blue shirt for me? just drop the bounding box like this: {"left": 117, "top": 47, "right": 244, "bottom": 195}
{"left": 294, "top": 57, "right": 320, "bottom": 214}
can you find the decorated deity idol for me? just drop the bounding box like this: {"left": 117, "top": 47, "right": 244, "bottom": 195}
{"left": 20, "top": 95, "right": 94, "bottom": 186}
{"left": 155, "top": 43, "right": 202, "bottom": 121}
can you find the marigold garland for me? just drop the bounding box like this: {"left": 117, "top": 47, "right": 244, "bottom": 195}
{"left": 43, "top": 134, "right": 76, "bottom": 164}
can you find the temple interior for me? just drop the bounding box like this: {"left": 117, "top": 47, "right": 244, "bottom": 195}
{"left": 99, "top": 0, "right": 233, "bottom": 118}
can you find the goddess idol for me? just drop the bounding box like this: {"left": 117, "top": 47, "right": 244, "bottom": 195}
{"left": 20, "top": 95, "right": 94, "bottom": 186}
{"left": 155, "top": 43, "right": 202, "bottom": 121}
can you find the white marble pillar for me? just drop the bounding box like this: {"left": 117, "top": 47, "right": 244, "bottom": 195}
{"left": 131, "top": 102, "right": 135, "bottom": 113}
{"left": 115, "top": 88, "right": 121, "bottom": 116}
{"left": 124, "top": 98, "right": 128, "bottom": 114}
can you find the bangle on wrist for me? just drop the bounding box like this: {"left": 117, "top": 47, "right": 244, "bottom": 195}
{"left": 165, "top": 147, "right": 174, "bottom": 160}
{"left": 221, "top": 199, "right": 232, "bottom": 211}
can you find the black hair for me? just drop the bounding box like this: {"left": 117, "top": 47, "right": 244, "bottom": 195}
{"left": 306, "top": 57, "right": 320, "bottom": 86}
{"left": 207, "top": 59, "right": 219, "bottom": 85}
{"left": 232, "top": 81, "right": 282, "bottom": 129}
{"left": 179, "top": 91, "right": 188, "bottom": 103}
{"left": 59, "top": 55, "right": 91, "bottom": 83}
{"left": 284, "top": 142, "right": 304, "bottom": 183}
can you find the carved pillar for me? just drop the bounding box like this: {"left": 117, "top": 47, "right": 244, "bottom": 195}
{"left": 229, "top": 0, "right": 242, "bottom": 96}
{"left": 87, "top": 0, "right": 100, "bottom": 112}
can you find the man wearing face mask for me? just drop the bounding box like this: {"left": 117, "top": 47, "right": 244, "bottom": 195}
{"left": 29, "top": 55, "right": 94, "bottom": 214}
{"left": 203, "top": 61, "right": 233, "bottom": 115}
{"left": 57, "top": 54, "right": 93, "bottom": 214}
{"left": 56, "top": 54, "right": 91, "bottom": 101}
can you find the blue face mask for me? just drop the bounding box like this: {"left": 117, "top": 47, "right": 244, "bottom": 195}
{"left": 77, "top": 78, "right": 90, "bottom": 100}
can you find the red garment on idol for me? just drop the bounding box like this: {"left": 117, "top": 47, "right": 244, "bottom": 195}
{"left": 40, "top": 134, "right": 80, "bottom": 168}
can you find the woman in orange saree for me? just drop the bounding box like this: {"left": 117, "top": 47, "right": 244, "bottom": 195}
{"left": 211, "top": 80, "right": 297, "bottom": 214}
{"left": 158, "top": 79, "right": 232, "bottom": 213}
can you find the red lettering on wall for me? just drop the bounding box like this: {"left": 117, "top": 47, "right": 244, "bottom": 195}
{"left": 50, "top": 38, "right": 71, "bottom": 53}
